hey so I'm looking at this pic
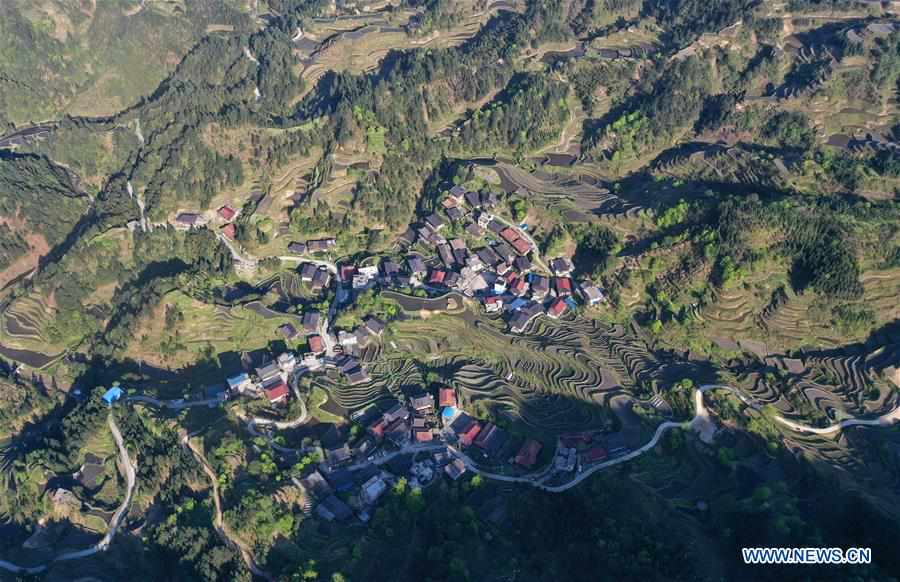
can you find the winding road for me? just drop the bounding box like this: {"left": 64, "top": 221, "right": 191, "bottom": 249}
{"left": 2, "top": 375, "right": 899, "bottom": 577}
{"left": 234, "top": 371, "right": 313, "bottom": 454}
{"left": 453, "top": 384, "right": 900, "bottom": 493}
{"left": 0, "top": 388, "right": 313, "bottom": 577}
{"left": 0, "top": 413, "right": 137, "bottom": 575}
{"left": 698, "top": 384, "right": 900, "bottom": 436}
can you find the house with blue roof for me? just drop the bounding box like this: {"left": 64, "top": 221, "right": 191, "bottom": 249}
{"left": 102, "top": 386, "right": 123, "bottom": 406}
{"left": 507, "top": 297, "right": 528, "bottom": 311}
{"left": 226, "top": 372, "right": 251, "bottom": 393}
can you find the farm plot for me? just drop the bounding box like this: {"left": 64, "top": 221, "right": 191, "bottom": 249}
{"left": 489, "top": 162, "right": 637, "bottom": 217}
{"left": 2, "top": 292, "right": 55, "bottom": 347}
{"left": 125, "top": 291, "right": 304, "bottom": 368}
{"left": 314, "top": 358, "right": 424, "bottom": 412}
{"left": 0, "top": 292, "right": 71, "bottom": 367}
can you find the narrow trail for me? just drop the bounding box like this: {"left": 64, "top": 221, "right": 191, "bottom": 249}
{"left": 183, "top": 437, "right": 273, "bottom": 581}
{"left": 126, "top": 180, "right": 148, "bottom": 232}
{"left": 131, "top": 383, "right": 310, "bottom": 576}
{"left": 0, "top": 413, "right": 137, "bottom": 575}
{"left": 133, "top": 118, "right": 144, "bottom": 145}
{"left": 127, "top": 395, "right": 222, "bottom": 410}
{"left": 217, "top": 232, "right": 259, "bottom": 274}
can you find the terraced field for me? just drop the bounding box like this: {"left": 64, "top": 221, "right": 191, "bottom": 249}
{"left": 692, "top": 264, "right": 900, "bottom": 353}
{"left": 0, "top": 292, "right": 70, "bottom": 367}
{"left": 728, "top": 341, "right": 900, "bottom": 432}
{"left": 739, "top": 372, "right": 798, "bottom": 415}
{"left": 699, "top": 286, "right": 763, "bottom": 339}
{"left": 488, "top": 162, "right": 640, "bottom": 217}
{"left": 860, "top": 268, "right": 900, "bottom": 325}
{"left": 330, "top": 299, "right": 900, "bottom": 446}
{"left": 652, "top": 144, "right": 788, "bottom": 191}
{"left": 314, "top": 358, "right": 423, "bottom": 412}
{"left": 372, "top": 311, "right": 680, "bottom": 435}
{"left": 1, "top": 293, "right": 55, "bottom": 348}
{"left": 298, "top": 4, "right": 500, "bottom": 89}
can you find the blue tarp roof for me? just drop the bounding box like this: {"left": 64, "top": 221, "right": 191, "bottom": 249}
{"left": 442, "top": 406, "right": 457, "bottom": 418}
{"left": 508, "top": 297, "right": 528, "bottom": 310}
{"left": 226, "top": 372, "right": 248, "bottom": 387}
{"left": 102, "top": 386, "right": 123, "bottom": 404}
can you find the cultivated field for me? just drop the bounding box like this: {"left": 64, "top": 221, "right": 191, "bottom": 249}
{"left": 125, "top": 291, "right": 305, "bottom": 369}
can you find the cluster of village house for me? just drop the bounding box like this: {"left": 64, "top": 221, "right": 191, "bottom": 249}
{"left": 200, "top": 354, "right": 563, "bottom": 523}
{"left": 285, "top": 184, "right": 606, "bottom": 334}
{"left": 172, "top": 178, "right": 607, "bottom": 336}
{"left": 291, "top": 385, "right": 553, "bottom": 523}
{"left": 208, "top": 312, "right": 387, "bottom": 407}
{"left": 292, "top": 383, "right": 628, "bottom": 523}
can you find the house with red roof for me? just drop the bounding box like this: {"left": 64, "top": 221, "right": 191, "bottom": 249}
{"left": 499, "top": 227, "right": 520, "bottom": 244}
{"left": 264, "top": 381, "right": 289, "bottom": 404}
{"left": 308, "top": 335, "right": 325, "bottom": 354}
{"left": 484, "top": 295, "right": 503, "bottom": 313}
{"left": 221, "top": 223, "right": 236, "bottom": 240}
{"left": 509, "top": 276, "right": 528, "bottom": 297}
{"left": 368, "top": 417, "right": 387, "bottom": 439}
{"left": 511, "top": 237, "right": 532, "bottom": 256}
{"left": 439, "top": 387, "right": 457, "bottom": 408}
{"left": 458, "top": 422, "right": 482, "bottom": 447}
{"left": 429, "top": 269, "right": 446, "bottom": 285}
{"left": 218, "top": 205, "right": 236, "bottom": 221}
{"left": 581, "top": 446, "right": 608, "bottom": 464}
{"left": 515, "top": 439, "right": 543, "bottom": 468}
{"left": 339, "top": 264, "right": 357, "bottom": 282}
{"left": 553, "top": 277, "right": 573, "bottom": 297}
{"left": 548, "top": 297, "right": 568, "bottom": 319}
{"left": 414, "top": 429, "right": 434, "bottom": 443}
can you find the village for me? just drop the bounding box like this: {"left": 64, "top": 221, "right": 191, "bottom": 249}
{"left": 137, "top": 183, "right": 621, "bottom": 524}
{"left": 175, "top": 181, "right": 607, "bottom": 334}
{"left": 146, "top": 362, "right": 632, "bottom": 525}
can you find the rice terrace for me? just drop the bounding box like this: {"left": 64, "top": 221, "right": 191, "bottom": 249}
{"left": 2, "top": 0, "right": 900, "bottom": 580}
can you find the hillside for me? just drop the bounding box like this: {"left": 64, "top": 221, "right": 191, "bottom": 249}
{"left": 0, "top": 0, "right": 900, "bottom": 580}
{"left": 0, "top": 0, "right": 252, "bottom": 126}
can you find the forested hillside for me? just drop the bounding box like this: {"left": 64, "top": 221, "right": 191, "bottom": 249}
{"left": 1, "top": 0, "right": 900, "bottom": 580}
{"left": 0, "top": 0, "right": 252, "bottom": 126}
